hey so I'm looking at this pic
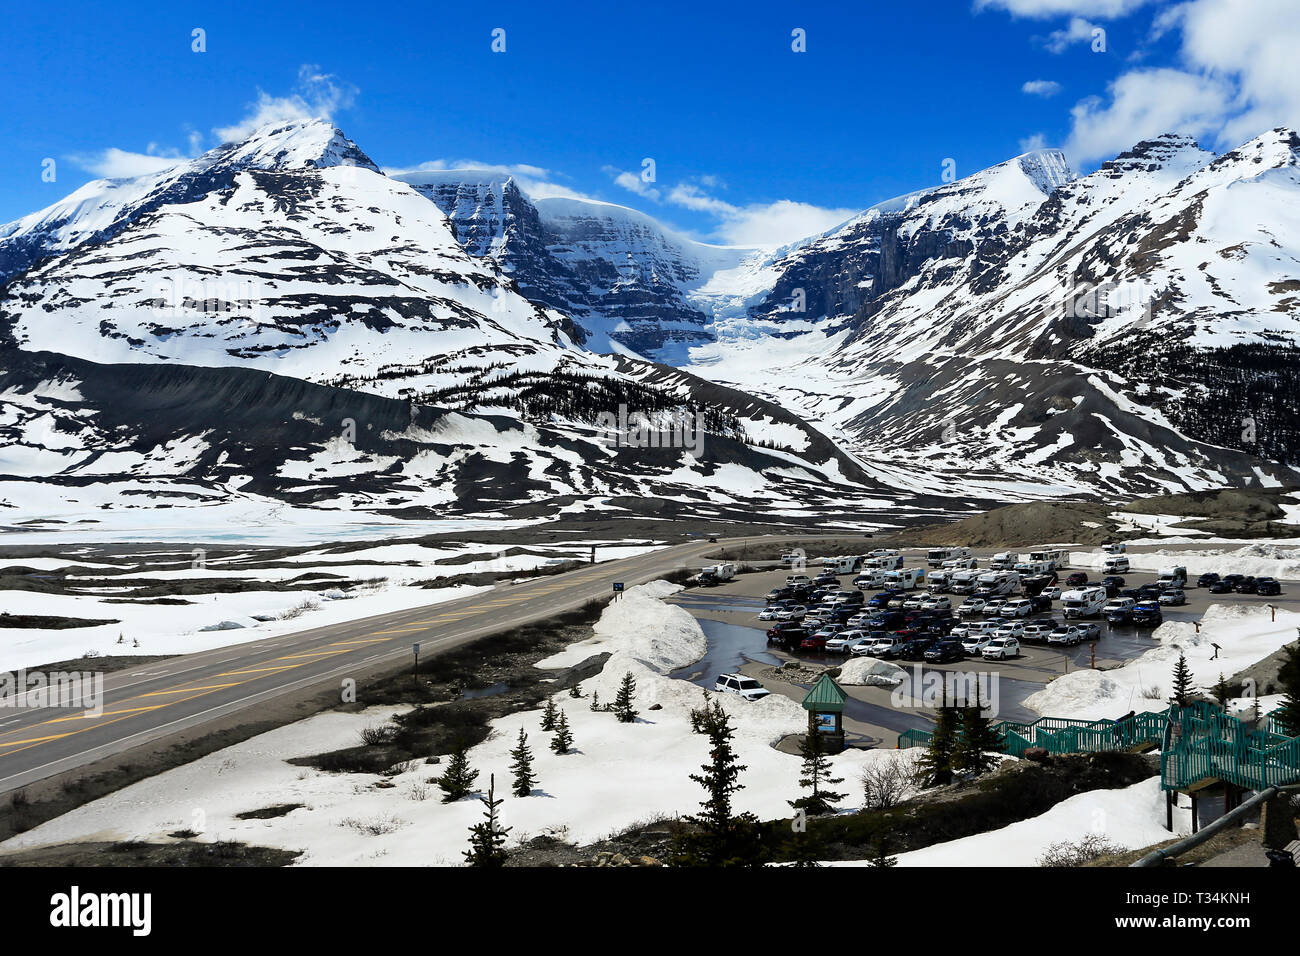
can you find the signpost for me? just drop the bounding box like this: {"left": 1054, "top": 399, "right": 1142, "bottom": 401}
{"left": 612, "top": 582, "right": 624, "bottom": 600}
{"left": 412, "top": 642, "right": 420, "bottom": 681}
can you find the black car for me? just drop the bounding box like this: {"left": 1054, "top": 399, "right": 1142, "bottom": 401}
{"left": 1196, "top": 572, "right": 1219, "bottom": 588}
{"left": 1120, "top": 588, "right": 1142, "bottom": 600}
{"left": 766, "top": 621, "right": 805, "bottom": 641}
{"left": 1257, "top": 577, "right": 1282, "bottom": 596}
{"left": 1106, "top": 607, "right": 1132, "bottom": 626}
{"left": 1209, "top": 579, "right": 1234, "bottom": 594}
{"left": 1029, "top": 593, "right": 1053, "bottom": 613}
{"left": 923, "top": 640, "right": 965, "bottom": 663}
{"left": 1102, "top": 575, "right": 1126, "bottom": 588}
{"left": 1065, "top": 571, "right": 1089, "bottom": 587}
{"left": 867, "top": 611, "right": 906, "bottom": 630}
{"left": 1234, "top": 576, "right": 1258, "bottom": 594}
{"left": 1222, "top": 574, "right": 1245, "bottom": 588}
{"left": 867, "top": 589, "right": 903, "bottom": 609}
{"left": 897, "top": 636, "right": 939, "bottom": 661}
{"left": 766, "top": 587, "right": 793, "bottom": 603}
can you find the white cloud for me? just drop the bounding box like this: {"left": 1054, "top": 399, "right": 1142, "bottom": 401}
{"left": 384, "top": 160, "right": 595, "bottom": 202}
{"left": 1042, "top": 16, "right": 1104, "bottom": 52}
{"left": 975, "top": 0, "right": 1150, "bottom": 17}
{"left": 1062, "top": 0, "right": 1300, "bottom": 165}
{"left": 213, "top": 65, "right": 358, "bottom": 143}
{"left": 1020, "top": 133, "right": 1049, "bottom": 152}
{"left": 1022, "top": 79, "right": 1063, "bottom": 97}
{"left": 603, "top": 165, "right": 662, "bottom": 201}
{"left": 68, "top": 146, "right": 186, "bottom": 179}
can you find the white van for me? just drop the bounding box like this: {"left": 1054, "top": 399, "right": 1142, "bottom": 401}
{"left": 1157, "top": 565, "right": 1188, "bottom": 589}
{"left": 786, "top": 574, "right": 812, "bottom": 586}
{"left": 991, "top": 552, "right": 1020, "bottom": 570}
{"left": 1102, "top": 542, "right": 1127, "bottom": 554}
{"left": 1103, "top": 554, "right": 1130, "bottom": 574}
{"left": 1062, "top": 586, "right": 1107, "bottom": 619}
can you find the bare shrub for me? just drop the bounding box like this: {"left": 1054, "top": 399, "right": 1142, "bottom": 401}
{"left": 338, "top": 814, "right": 406, "bottom": 836}
{"left": 861, "top": 758, "right": 915, "bottom": 810}
{"left": 358, "top": 724, "right": 398, "bottom": 746}
{"left": 1037, "top": 832, "right": 1128, "bottom": 867}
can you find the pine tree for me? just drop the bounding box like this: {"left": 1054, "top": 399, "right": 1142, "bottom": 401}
{"left": 508, "top": 727, "right": 536, "bottom": 797}
{"left": 1273, "top": 642, "right": 1300, "bottom": 737}
{"left": 463, "top": 774, "right": 511, "bottom": 867}
{"left": 589, "top": 690, "right": 601, "bottom": 712}
{"left": 952, "top": 685, "right": 1005, "bottom": 777}
{"left": 866, "top": 833, "right": 898, "bottom": 868}
{"left": 540, "top": 697, "right": 558, "bottom": 732}
{"left": 789, "top": 729, "right": 846, "bottom": 815}
{"left": 670, "top": 706, "right": 765, "bottom": 867}
{"left": 568, "top": 683, "right": 584, "bottom": 699}
{"left": 438, "top": 740, "right": 479, "bottom": 803}
{"left": 1212, "top": 672, "right": 1231, "bottom": 710}
{"left": 913, "top": 688, "right": 960, "bottom": 787}
{"left": 550, "top": 710, "right": 574, "bottom": 754}
{"left": 614, "top": 671, "right": 638, "bottom": 723}
{"left": 1170, "top": 654, "right": 1195, "bottom": 707}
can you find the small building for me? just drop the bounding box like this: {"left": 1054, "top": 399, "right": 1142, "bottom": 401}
{"left": 801, "top": 673, "right": 847, "bottom": 754}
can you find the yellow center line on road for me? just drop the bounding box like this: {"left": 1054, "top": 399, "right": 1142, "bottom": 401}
{"left": 137, "top": 682, "right": 243, "bottom": 698}
{"left": 216, "top": 664, "right": 299, "bottom": 677}
{"left": 329, "top": 638, "right": 389, "bottom": 646}
{"left": 275, "top": 648, "right": 354, "bottom": 660}
{"left": 370, "top": 626, "right": 433, "bottom": 635}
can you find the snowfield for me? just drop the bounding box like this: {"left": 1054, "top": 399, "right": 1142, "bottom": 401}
{"left": 0, "top": 582, "right": 918, "bottom": 865}
{"left": 1071, "top": 543, "right": 1300, "bottom": 580}
{"left": 1024, "top": 603, "right": 1298, "bottom": 721}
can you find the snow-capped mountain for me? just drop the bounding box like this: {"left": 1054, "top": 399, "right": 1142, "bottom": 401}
{"left": 689, "top": 130, "right": 1300, "bottom": 496}
{"left": 3, "top": 117, "right": 1299, "bottom": 523}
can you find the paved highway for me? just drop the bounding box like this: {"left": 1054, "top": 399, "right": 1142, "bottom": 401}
{"left": 0, "top": 535, "right": 782, "bottom": 796}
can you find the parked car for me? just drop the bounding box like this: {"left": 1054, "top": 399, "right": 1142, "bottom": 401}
{"left": 1196, "top": 572, "right": 1220, "bottom": 588}
{"left": 866, "top": 635, "right": 906, "bottom": 659}
{"left": 1040, "top": 585, "right": 1062, "bottom": 600}
{"left": 982, "top": 599, "right": 1007, "bottom": 616}
{"left": 1047, "top": 626, "right": 1084, "bottom": 646}
{"left": 1208, "top": 579, "right": 1234, "bottom": 594}
{"left": 1157, "top": 590, "right": 1186, "bottom": 606}
{"left": 957, "top": 597, "right": 987, "bottom": 617}
{"left": 1072, "top": 621, "right": 1102, "bottom": 640}
{"left": 757, "top": 604, "right": 784, "bottom": 621}
{"left": 1065, "top": 571, "right": 1089, "bottom": 587}
{"left": 960, "top": 631, "right": 994, "bottom": 654}
{"left": 1234, "top": 576, "right": 1259, "bottom": 594}
{"left": 1131, "top": 601, "right": 1163, "bottom": 627}
{"left": 714, "top": 674, "right": 770, "bottom": 701}
{"left": 1001, "top": 598, "right": 1032, "bottom": 618}
{"left": 982, "top": 636, "right": 1020, "bottom": 660}
{"left": 897, "top": 637, "right": 938, "bottom": 661}
{"left": 994, "top": 621, "right": 1026, "bottom": 640}
{"left": 920, "top": 594, "right": 952, "bottom": 611}
{"left": 1029, "top": 594, "right": 1053, "bottom": 613}
{"left": 1257, "top": 577, "right": 1282, "bottom": 596}
{"left": 825, "top": 630, "right": 871, "bottom": 653}
{"left": 923, "top": 640, "right": 965, "bottom": 663}
{"left": 776, "top": 604, "right": 808, "bottom": 621}
{"left": 1021, "top": 620, "right": 1057, "bottom": 643}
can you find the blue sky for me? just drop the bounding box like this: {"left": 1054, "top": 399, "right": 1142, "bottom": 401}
{"left": 1, "top": 0, "right": 1294, "bottom": 245}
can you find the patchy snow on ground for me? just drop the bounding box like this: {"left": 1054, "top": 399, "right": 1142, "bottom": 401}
{"left": 1024, "top": 603, "right": 1298, "bottom": 721}
{"left": 0, "top": 582, "right": 921, "bottom": 866}
{"left": 1071, "top": 543, "right": 1300, "bottom": 580}
{"left": 827, "top": 775, "right": 1190, "bottom": 866}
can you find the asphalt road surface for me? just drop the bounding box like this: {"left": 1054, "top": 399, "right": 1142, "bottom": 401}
{"left": 0, "top": 535, "right": 790, "bottom": 796}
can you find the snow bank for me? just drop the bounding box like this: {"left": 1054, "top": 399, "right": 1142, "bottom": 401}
{"left": 826, "top": 775, "right": 1189, "bottom": 866}
{"left": 1071, "top": 543, "right": 1300, "bottom": 581}
{"left": 836, "top": 657, "right": 907, "bottom": 687}
{"left": 1025, "top": 603, "right": 1297, "bottom": 721}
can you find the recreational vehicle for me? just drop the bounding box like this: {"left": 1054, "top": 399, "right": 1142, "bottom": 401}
{"left": 884, "top": 567, "right": 926, "bottom": 591}
{"left": 1157, "top": 566, "right": 1188, "bottom": 589}
{"left": 949, "top": 569, "right": 981, "bottom": 594}
{"left": 927, "top": 547, "right": 972, "bottom": 569}
{"left": 974, "top": 570, "right": 1020, "bottom": 597}
{"left": 1028, "top": 549, "right": 1067, "bottom": 570}
{"left": 1062, "top": 586, "right": 1107, "bottom": 619}
{"left": 990, "top": 552, "right": 1020, "bottom": 570}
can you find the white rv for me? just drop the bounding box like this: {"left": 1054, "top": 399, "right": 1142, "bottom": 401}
{"left": 926, "top": 570, "right": 953, "bottom": 592}
{"left": 884, "top": 567, "right": 926, "bottom": 591}
{"left": 942, "top": 556, "right": 979, "bottom": 570}
{"left": 975, "top": 570, "right": 1021, "bottom": 596}
{"left": 1029, "top": 549, "right": 1067, "bottom": 571}
{"left": 1062, "top": 586, "right": 1107, "bottom": 619}
{"left": 1015, "top": 560, "right": 1051, "bottom": 576}
{"left": 854, "top": 568, "right": 889, "bottom": 590}
{"left": 1102, "top": 542, "right": 1127, "bottom": 554}
{"left": 949, "top": 569, "right": 981, "bottom": 594}
{"left": 990, "top": 552, "right": 1020, "bottom": 570}
{"left": 927, "top": 547, "right": 972, "bottom": 569}
{"left": 699, "top": 563, "right": 736, "bottom": 585}
{"left": 1157, "top": 565, "right": 1188, "bottom": 589}
{"left": 867, "top": 554, "right": 904, "bottom": 571}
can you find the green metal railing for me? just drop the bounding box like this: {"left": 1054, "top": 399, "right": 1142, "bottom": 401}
{"left": 896, "top": 710, "right": 1167, "bottom": 757}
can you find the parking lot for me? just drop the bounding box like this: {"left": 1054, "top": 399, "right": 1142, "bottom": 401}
{"left": 667, "top": 546, "right": 1295, "bottom": 748}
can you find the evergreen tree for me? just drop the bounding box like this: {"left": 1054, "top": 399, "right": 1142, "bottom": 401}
{"left": 568, "top": 683, "right": 584, "bottom": 699}
{"left": 866, "top": 833, "right": 898, "bottom": 868}
{"left": 508, "top": 727, "right": 536, "bottom": 797}
{"left": 540, "top": 697, "right": 558, "bottom": 732}
{"left": 1273, "top": 642, "right": 1300, "bottom": 738}
{"left": 913, "top": 689, "right": 960, "bottom": 787}
{"left": 1212, "top": 673, "right": 1232, "bottom": 710}
{"left": 614, "top": 671, "right": 639, "bottom": 723}
{"left": 438, "top": 740, "right": 479, "bottom": 803}
{"left": 1170, "top": 654, "right": 1195, "bottom": 707}
{"left": 789, "top": 729, "right": 846, "bottom": 815}
{"left": 550, "top": 710, "right": 574, "bottom": 754}
{"left": 589, "top": 689, "right": 601, "bottom": 711}
{"left": 952, "top": 685, "right": 1005, "bottom": 777}
{"left": 463, "top": 774, "right": 510, "bottom": 867}
{"left": 670, "top": 706, "right": 765, "bottom": 867}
